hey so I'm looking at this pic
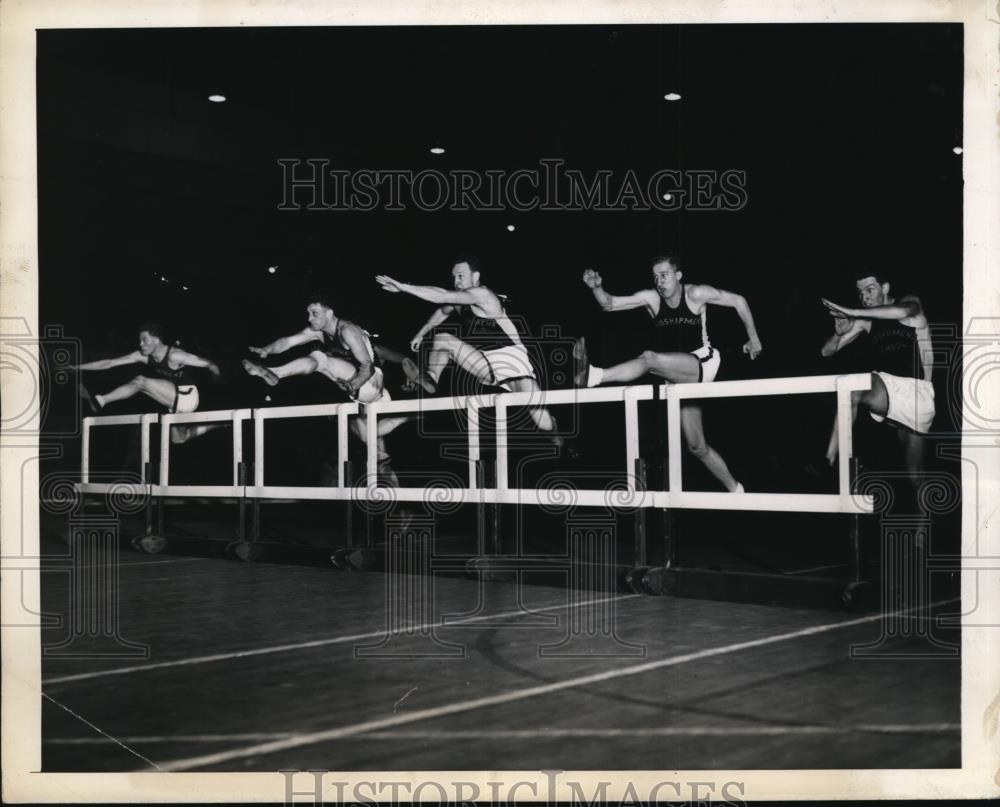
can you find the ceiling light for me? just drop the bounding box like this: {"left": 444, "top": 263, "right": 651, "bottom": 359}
{"left": 953, "top": 146, "right": 963, "bottom": 155}
{"left": 268, "top": 265, "right": 278, "bottom": 274}
{"left": 662, "top": 193, "right": 673, "bottom": 201}
{"left": 663, "top": 92, "right": 682, "bottom": 101}
{"left": 429, "top": 147, "right": 445, "bottom": 155}
{"left": 208, "top": 94, "right": 226, "bottom": 103}
{"left": 506, "top": 224, "right": 515, "bottom": 232}
{"left": 182, "top": 285, "right": 189, "bottom": 291}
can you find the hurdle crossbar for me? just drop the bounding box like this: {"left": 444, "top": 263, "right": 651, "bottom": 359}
{"left": 75, "top": 374, "right": 874, "bottom": 515}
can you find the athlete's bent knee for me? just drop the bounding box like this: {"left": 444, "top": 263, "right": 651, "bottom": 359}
{"left": 686, "top": 440, "right": 709, "bottom": 459}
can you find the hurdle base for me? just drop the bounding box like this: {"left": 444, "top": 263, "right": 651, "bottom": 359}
{"left": 642, "top": 565, "right": 878, "bottom": 612}
{"left": 130, "top": 532, "right": 232, "bottom": 558}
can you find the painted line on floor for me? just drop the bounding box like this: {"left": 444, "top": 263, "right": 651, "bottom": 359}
{"left": 155, "top": 597, "right": 959, "bottom": 771}
{"left": 44, "top": 592, "right": 638, "bottom": 686}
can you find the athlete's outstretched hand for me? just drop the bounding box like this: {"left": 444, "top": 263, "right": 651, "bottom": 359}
{"left": 248, "top": 346, "right": 269, "bottom": 358}
{"left": 833, "top": 314, "right": 855, "bottom": 335}
{"left": 821, "top": 298, "right": 851, "bottom": 318}
{"left": 582, "top": 269, "right": 603, "bottom": 289}
{"left": 743, "top": 336, "right": 763, "bottom": 360}
{"left": 376, "top": 275, "right": 404, "bottom": 293}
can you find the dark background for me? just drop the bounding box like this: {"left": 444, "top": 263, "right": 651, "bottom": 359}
{"left": 38, "top": 24, "right": 964, "bottom": 495}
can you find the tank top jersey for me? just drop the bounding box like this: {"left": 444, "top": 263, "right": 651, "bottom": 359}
{"left": 455, "top": 301, "right": 521, "bottom": 352}
{"left": 318, "top": 321, "right": 379, "bottom": 367}
{"left": 649, "top": 287, "right": 710, "bottom": 354}
{"left": 143, "top": 346, "right": 194, "bottom": 386}
{"left": 869, "top": 314, "right": 921, "bottom": 379}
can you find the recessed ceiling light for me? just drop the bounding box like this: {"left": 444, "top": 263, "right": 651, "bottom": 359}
{"left": 429, "top": 147, "right": 445, "bottom": 155}
{"left": 506, "top": 224, "right": 516, "bottom": 232}
{"left": 662, "top": 193, "right": 673, "bottom": 201}
{"left": 268, "top": 265, "right": 278, "bottom": 274}
{"left": 208, "top": 94, "right": 227, "bottom": 103}
{"left": 182, "top": 285, "right": 189, "bottom": 291}
{"left": 953, "top": 146, "right": 963, "bottom": 155}
{"left": 159, "top": 275, "right": 168, "bottom": 282}
{"left": 663, "top": 92, "right": 682, "bottom": 101}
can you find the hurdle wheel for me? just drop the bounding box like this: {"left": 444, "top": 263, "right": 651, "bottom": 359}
{"left": 624, "top": 566, "right": 652, "bottom": 594}
{"left": 639, "top": 566, "right": 668, "bottom": 596}
{"left": 330, "top": 547, "right": 354, "bottom": 570}
{"left": 132, "top": 534, "right": 166, "bottom": 555}
{"left": 841, "top": 581, "right": 873, "bottom": 612}
{"left": 227, "top": 540, "right": 262, "bottom": 563}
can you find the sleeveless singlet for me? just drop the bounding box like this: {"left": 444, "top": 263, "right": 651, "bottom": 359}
{"left": 650, "top": 286, "right": 711, "bottom": 354}
{"left": 869, "top": 315, "right": 920, "bottom": 379}
{"left": 144, "top": 346, "right": 193, "bottom": 386}
{"left": 319, "top": 321, "right": 379, "bottom": 367}
{"left": 456, "top": 304, "right": 521, "bottom": 352}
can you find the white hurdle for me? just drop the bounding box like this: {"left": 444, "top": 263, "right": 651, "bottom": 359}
{"left": 75, "top": 373, "right": 874, "bottom": 516}
{"left": 661, "top": 372, "right": 874, "bottom": 514}
{"left": 79, "top": 413, "right": 158, "bottom": 495}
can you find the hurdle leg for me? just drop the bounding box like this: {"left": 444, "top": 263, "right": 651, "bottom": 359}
{"left": 624, "top": 457, "right": 654, "bottom": 594}
{"left": 489, "top": 459, "right": 501, "bottom": 557}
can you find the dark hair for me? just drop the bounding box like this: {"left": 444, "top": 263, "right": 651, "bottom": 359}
{"left": 854, "top": 268, "right": 890, "bottom": 286}
{"left": 138, "top": 322, "right": 168, "bottom": 342}
{"left": 650, "top": 253, "right": 683, "bottom": 273}
{"left": 304, "top": 291, "right": 335, "bottom": 312}
{"left": 451, "top": 254, "right": 484, "bottom": 275}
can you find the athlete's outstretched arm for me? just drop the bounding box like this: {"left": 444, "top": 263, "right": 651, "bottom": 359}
{"left": 691, "top": 285, "right": 763, "bottom": 359}
{"left": 249, "top": 328, "right": 320, "bottom": 358}
{"left": 581, "top": 269, "right": 659, "bottom": 313}
{"left": 338, "top": 323, "right": 375, "bottom": 395}
{"left": 170, "top": 348, "right": 222, "bottom": 377}
{"left": 410, "top": 305, "right": 454, "bottom": 352}
{"left": 820, "top": 315, "right": 867, "bottom": 357}
{"left": 74, "top": 351, "right": 144, "bottom": 371}
{"left": 375, "top": 275, "right": 485, "bottom": 306}
{"left": 822, "top": 295, "right": 923, "bottom": 321}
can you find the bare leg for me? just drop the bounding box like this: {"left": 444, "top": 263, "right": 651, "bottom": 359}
{"left": 349, "top": 417, "right": 399, "bottom": 487}
{"left": 97, "top": 376, "right": 177, "bottom": 409}
{"left": 172, "top": 423, "right": 225, "bottom": 444}
{"left": 425, "top": 333, "right": 494, "bottom": 386}
{"left": 506, "top": 377, "right": 555, "bottom": 432}
{"left": 826, "top": 373, "right": 887, "bottom": 465}
{"left": 578, "top": 343, "right": 701, "bottom": 386}
{"left": 681, "top": 404, "right": 741, "bottom": 492}
{"left": 896, "top": 428, "right": 926, "bottom": 511}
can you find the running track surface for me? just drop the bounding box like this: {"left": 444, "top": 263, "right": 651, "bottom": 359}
{"left": 40, "top": 536, "right": 960, "bottom": 772}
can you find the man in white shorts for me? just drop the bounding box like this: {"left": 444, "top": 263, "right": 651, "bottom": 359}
{"left": 375, "top": 256, "right": 567, "bottom": 451}
{"left": 76, "top": 322, "right": 222, "bottom": 444}
{"left": 818, "top": 271, "right": 935, "bottom": 496}
{"left": 241, "top": 294, "right": 409, "bottom": 484}
{"left": 574, "top": 254, "right": 763, "bottom": 494}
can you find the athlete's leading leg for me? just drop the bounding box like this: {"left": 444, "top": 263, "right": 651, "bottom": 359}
{"left": 825, "top": 372, "right": 888, "bottom": 466}
{"left": 426, "top": 333, "right": 494, "bottom": 388}
{"left": 242, "top": 355, "right": 320, "bottom": 386}
{"left": 680, "top": 404, "right": 742, "bottom": 493}
{"left": 95, "top": 376, "right": 177, "bottom": 409}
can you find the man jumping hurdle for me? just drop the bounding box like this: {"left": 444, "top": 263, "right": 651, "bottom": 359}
{"left": 75, "top": 323, "right": 223, "bottom": 444}
{"left": 574, "top": 254, "right": 762, "bottom": 493}
{"left": 818, "top": 270, "right": 935, "bottom": 501}
{"left": 375, "top": 256, "right": 568, "bottom": 453}
{"left": 241, "top": 293, "right": 411, "bottom": 485}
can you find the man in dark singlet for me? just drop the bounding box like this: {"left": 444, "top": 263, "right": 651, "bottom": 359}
{"left": 818, "top": 270, "right": 934, "bottom": 494}
{"left": 375, "top": 257, "right": 567, "bottom": 450}
{"left": 573, "top": 255, "right": 763, "bottom": 493}
{"left": 241, "top": 293, "right": 410, "bottom": 484}
{"left": 75, "top": 323, "right": 222, "bottom": 443}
